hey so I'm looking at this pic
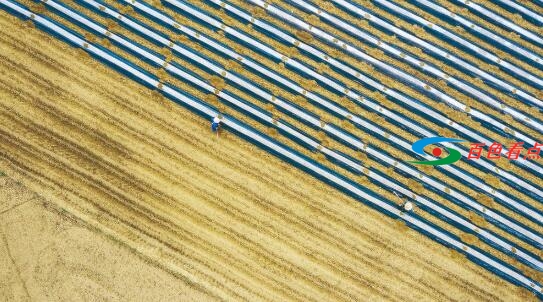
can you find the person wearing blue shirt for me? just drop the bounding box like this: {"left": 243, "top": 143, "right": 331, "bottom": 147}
{"left": 211, "top": 116, "right": 221, "bottom": 138}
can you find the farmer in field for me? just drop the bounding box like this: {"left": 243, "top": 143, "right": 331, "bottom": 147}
{"left": 394, "top": 192, "right": 414, "bottom": 213}
{"left": 402, "top": 201, "right": 414, "bottom": 212}
{"left": 211, "top": 116, "right": 221, "bottom": 138}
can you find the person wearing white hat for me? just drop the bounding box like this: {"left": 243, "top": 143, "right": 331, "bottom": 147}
{"left": 393, "top": 192, "right": 414, "bottom": 213}
{"left": 403, "top": 201, "right": 414, "bottom": 212}
{"left": 211, "top": 116, "right": 221, "bottom": 138}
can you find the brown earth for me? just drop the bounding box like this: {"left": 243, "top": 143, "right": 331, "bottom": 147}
{"left": 0, "top": 177, "right": 210, "bottom": 302}
{"left": 0, "top": 10, "right": 534, "bottom": 302}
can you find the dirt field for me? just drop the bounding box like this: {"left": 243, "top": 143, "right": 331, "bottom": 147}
{"left": 0, "top": 10, "right": 533, "bottom": 301}
{"left": 0, "top": 176, "right": 211, "bottom": 301}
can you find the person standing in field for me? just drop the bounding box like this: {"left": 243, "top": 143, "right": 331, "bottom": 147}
{"left": 402, "top": 201, "right": 414, "bottom": 212}
{"left": 394, "top": 192, "right": 414, "bottom": 213}
{"left": 211, "top": 116, "right": 221, "bottom": 138}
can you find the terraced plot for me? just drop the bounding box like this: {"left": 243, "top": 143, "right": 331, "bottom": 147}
{"left": 0, "top": 0, "right": 542, "bottom": 300}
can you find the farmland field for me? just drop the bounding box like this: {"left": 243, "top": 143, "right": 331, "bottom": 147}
{"left": 0, "top": 0, "right": 541, "bottom": 301}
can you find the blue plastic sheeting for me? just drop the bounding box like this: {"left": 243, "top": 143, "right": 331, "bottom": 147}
{"left": 371, "top": 0, "right": 543, "bottom": 92}
{"left": 493, "top": 0, "right": 543, "bottom": 27}
{"left": 211, "top": 0, "right": 543, "bottom": 193}
{"left": 243, "top": 0, "right": 542, "bottom": 137}
{"left": 238, "top": 0, "right": 543, "bottom": 163}
{"left": 407, "top": 0, "right": 543, "bottom": 70}
{"left": 194, "top": 0, "right": 543, "bottom": 225}
{"left": 452, "top": 0, "right": 543, "bottom": 48}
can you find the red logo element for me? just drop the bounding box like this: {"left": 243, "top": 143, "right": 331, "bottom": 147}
{"left": 506, "top": 142, "right": 524, "bottom": 160}
{"left": 524, "top": 143, "right": 543, "bottom": 160}
{"left": 486, "top": 142, "right": 502, "bottom": 159}
{"left": 465, "top": 141, "right": 541, "bottom": 161}
{"left": 468, "top": 143, "right": 485, "bottom": 160}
